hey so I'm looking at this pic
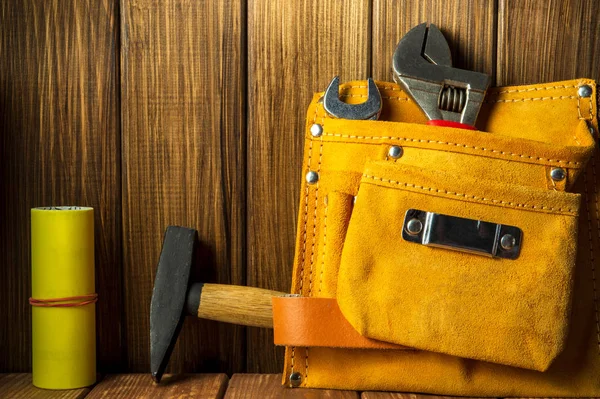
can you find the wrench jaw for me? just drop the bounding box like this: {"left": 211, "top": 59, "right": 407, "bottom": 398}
{"left": 323, "top": 76, "right": 382, "bottom": 121}
{"left": 393, "top": 23, "right": 491, "bottom": 128}
{"left": 421, "top": 23, "right": 452, "bottom": 67}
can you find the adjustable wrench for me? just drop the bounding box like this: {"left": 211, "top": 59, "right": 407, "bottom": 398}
{"left": 392, "top": 23, "right": 491, "bottom": 130}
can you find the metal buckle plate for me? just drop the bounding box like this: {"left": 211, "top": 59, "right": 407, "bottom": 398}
{"left": 402, "top": 209, "right": 522, "bottom": 259}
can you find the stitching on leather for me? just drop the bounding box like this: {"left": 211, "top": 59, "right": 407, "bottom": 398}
{"left": 489, "top": 85, "right": 578, "bottom": 94}
{"left": 323, "top": 132, "right": 581, "bottom": 166}
{"left": 305, "top": 347, "right": 310, "bottom": 380}
{"left": 345, "top": 84, "right": 403, "bottom": 91}
{"left": 290, "top": 347, "right": 295, "bottom": 377}
{"left": 308, "top": 142, "right": 321, "bottom": 296}
{"left": 485, "top": 96, "right": 577, "bottom": 103}
{"left": 583, "top": 165, "right": 600, "bottom": 354}
{"left": 344, "top": 83, "right": 577, "bottom": 94}
{"left": 336, "top": 93, "right": 577, "bottom": 103}
{"left": 576, "top": 86, "right": 595, "bottom": 121}
{"left": 306, "top": 105, "right": 326, "bottom": 382}
{"left": 293, "top": 107, "right": 320, "bottom": 375}
{"left": 308, "top": 114, "right": 326, "bottom": 382}
{"left": 362, "top": 174, "right": 577, "bottom": 215}
{"left": 300, "top": 141, "right": 313, "bottom": 297}
{"left": 340, "top": 93, "right": 410, "bottom": 102}
{"left": 299, "top": 162, "right": 309, "bottom": 297}
{"left": 318, "top": 197, "right": 328, "bottom": 295}
{"left": 308, "top": 106, "right": 325, "bottom": 298}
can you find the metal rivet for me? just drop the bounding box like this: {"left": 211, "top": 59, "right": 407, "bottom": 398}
{"left": 388, "top": 145, "right": 403, "bottom": 159}
{"left": 578, "top": 85, "right": 593, "bottom": 98}
{"left": 289, "top": 372, "right": 302, "bottom": 387}
{"left": 500, "top": 234, "right": 516, "bottom": 250}
{"left": 550, "top": 167, "right": 566, "bottom": 181}
{"left": 318, "top": 96, "right": 324, "bottom": 103}
{"left": 306, "top": 171, "right": 319, "bottom": 184}
{"left": 406, "top": 218, "right": 423, "bottom": 235}
{"left": 310, "top": 123, "right": 323, "bottom": 137}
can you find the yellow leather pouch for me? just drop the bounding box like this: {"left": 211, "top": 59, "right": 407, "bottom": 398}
{"left": 281, "top": 79, "right": 600, "bottom": 396}
{"left": 337, "top": 160, "right": 580, "bottom": 371}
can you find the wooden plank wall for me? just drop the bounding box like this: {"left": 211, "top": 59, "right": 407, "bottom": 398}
{"left": 0, "top": 0, "right": 123, "bottom": 372}
{"left": 120, "top": 0, "right": 245, "bottom": 374}
{"left": 1, "top": 0, "right": 599, "bottom": 375}
{"left": 246, "top": 0, "right": 371, "bottom": 372}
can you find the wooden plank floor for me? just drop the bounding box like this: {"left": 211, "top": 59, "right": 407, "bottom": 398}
{"left": 85, "top": 374, "right": 228, "bottom": 399}
{"left": 0, "top": 374, "right": 90, "bottom": 399}
{"left": 224, "top": 374, "right": 358, "bottom": 398}
{"left": 0, "top": 374, "right": 584, "bottom": 398}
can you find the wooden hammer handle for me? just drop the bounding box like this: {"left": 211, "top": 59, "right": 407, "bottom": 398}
{"left": 193, "top": 283, "right": 287, "bottom": 328}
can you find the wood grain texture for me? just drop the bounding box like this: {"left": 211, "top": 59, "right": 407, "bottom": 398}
{"left": 224, "top": 374, "right": 359, "bottom": 398}
{"left": 4, "top": 0, "right": 600, "bottom": 380}
{"left": 0, "top": 374, "right": 90, "bottom": 399}
{"left": 0, "top": 0, "right": 122, "bottom": 372}
{"left": 86, "top": 374, "right": 228, "bottom": 399}
{"left": 361, "top": 393, "right": 488, "bottom": 399}
{"left": 246, "top": 0, "right": 371, "bottom": 373}
{"left": 120, "top": 0, "right": 246, "bottom": 374}
{"left": 197, "top": 284, "right": 285, "bottom": 328}
{"left": 372, "top": 0, "right": 497, "bottom": 83}
{"left": 498, "top": 0, "right": 600, "bottom": 85}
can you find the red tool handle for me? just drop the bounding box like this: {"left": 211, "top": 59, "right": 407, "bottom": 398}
{"left": 427, "top": 120, "right": 476, "bottom": 130}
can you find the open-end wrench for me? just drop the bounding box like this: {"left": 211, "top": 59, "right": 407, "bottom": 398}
{"left": 323, "top": 76, "right": 382, "bottom": 120}
{"left": 392, "top": 23, "right": 491, "bottom": 130}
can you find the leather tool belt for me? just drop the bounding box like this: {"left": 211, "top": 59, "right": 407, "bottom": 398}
{"left": 272, "top": 78, "right": 600, "bottom": 396}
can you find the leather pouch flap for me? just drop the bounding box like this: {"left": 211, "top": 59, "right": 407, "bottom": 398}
{"left": 337, "top": 159, "right": 581, "bottom": 371}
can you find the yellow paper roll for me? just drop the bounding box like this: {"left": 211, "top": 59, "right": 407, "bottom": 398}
{"left": 31, "top": 207, "right": 96, "bottom": 389}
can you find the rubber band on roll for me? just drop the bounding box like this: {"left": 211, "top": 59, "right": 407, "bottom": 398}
{"left": 29, "top": 293, "right": 98, "bottom": 308}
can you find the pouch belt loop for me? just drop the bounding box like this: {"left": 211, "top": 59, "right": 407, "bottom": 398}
{"left": 272, "top": 297, "right": 407, "bottom": 350}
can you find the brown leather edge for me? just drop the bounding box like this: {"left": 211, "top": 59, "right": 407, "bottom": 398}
{"left": 272, "top": 296, "right": 409, "bottom": 350}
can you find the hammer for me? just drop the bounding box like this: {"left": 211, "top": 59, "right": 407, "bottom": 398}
{"left": 150, "top": 226, "right": 287, "bottom": 383}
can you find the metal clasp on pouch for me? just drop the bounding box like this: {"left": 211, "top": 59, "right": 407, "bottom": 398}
{"left": 402, "top": 209, "right": 522, "bottom": 259}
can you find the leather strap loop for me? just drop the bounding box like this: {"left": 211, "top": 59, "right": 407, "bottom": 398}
{"left": 272, "top": 296, "right": 408, "bottom": 350}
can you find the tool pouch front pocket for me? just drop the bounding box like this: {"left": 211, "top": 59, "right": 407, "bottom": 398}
{"left": 336, "top": 159, "right": 581, "bottom": 371}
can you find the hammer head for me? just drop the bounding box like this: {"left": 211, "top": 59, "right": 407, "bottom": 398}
{"left": 150, "top": 226, "right": 197, "bottom": 383}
